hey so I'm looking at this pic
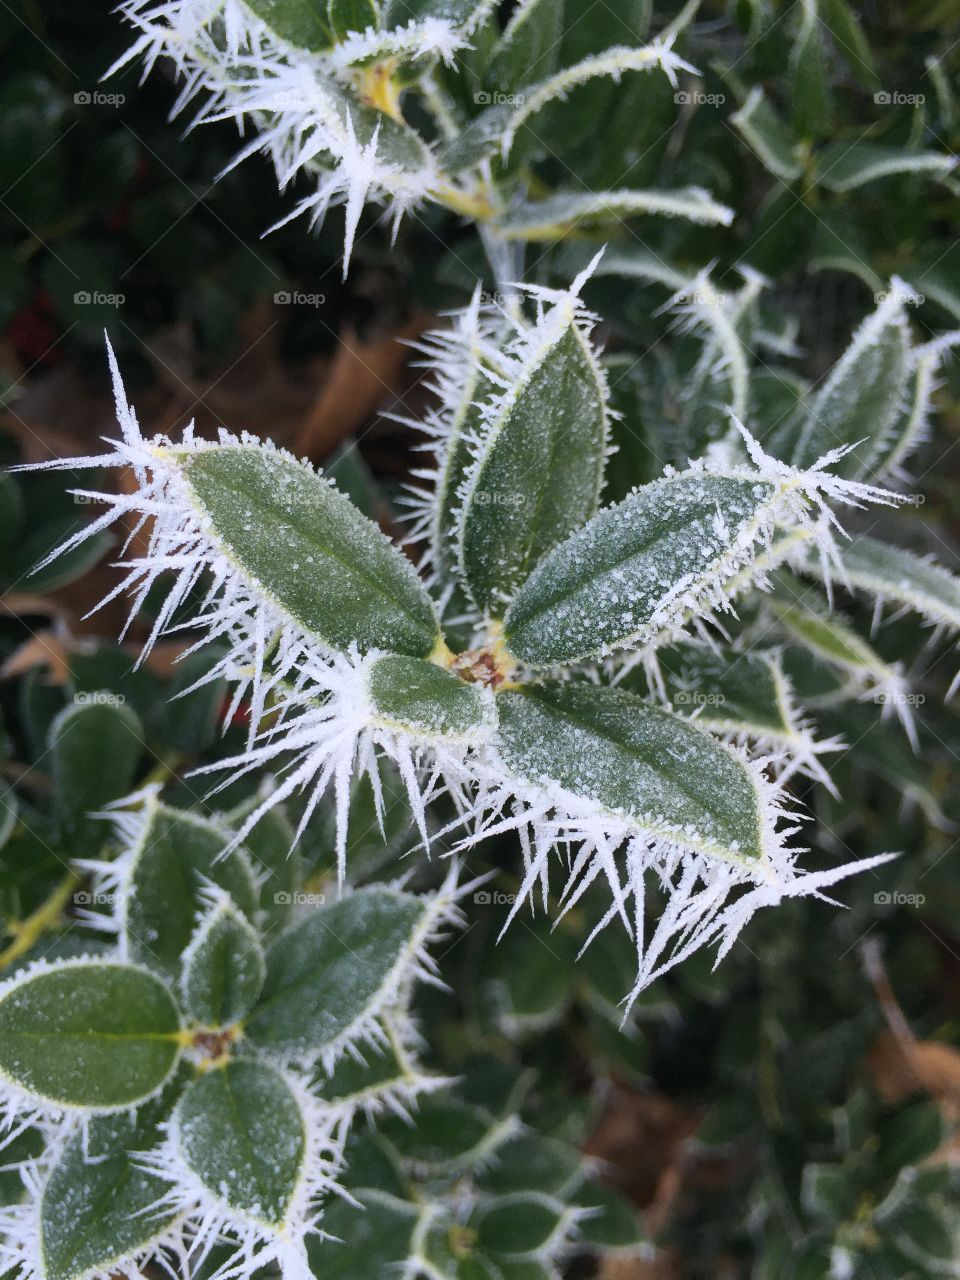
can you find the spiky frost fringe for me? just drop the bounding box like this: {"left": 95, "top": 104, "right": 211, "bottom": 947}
{"left": 107, "top": 0, "right": 454, "bottom": 268}
{"left": 0, "top": 955, "right": 179, "bottom": 1128}
{"left": 460, "top": 739, "right": 894, "bottom": 1006}
{"left": 0, "top": 1156, "right": 194, "bottom": 1280}
{"left": 19, "top": 339, "right": 905, "bottom": 1006}
{"left": 134, "top": 1068, "right": 343, "bottom": 1280}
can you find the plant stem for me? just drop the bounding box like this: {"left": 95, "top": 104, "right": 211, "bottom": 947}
{"left": 0, "top": 870, "right": 80, "bottom": 972}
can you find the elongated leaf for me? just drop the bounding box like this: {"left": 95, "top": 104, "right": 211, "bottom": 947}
{"left": 661, "top": 647, "right": 796, "bottom": 739}
{"left": 379, "top": 1096, "right": 515, "bottom": 1172}
{"left": 123, "top": 800, "right": 258, "bottom": 985}
{"left": 770, "top": 597, "right": 899, "bottom": 688}
{"left": 495, "top": 685, "right": 769, "bottom": 864}
{"left": 327, "top": 0, "right": 378, "bottom": 39}
{"left": 472, "top": 1192, "right": 570, "bottom": 1260}
{"left": 315, "top": 1025, "right": 426, "bottom": 1110}
{"left": 816, "top": 144, "right": 956, "bottom": 192}
{"left": 40, "top": 1084, "right": 182, "bottom": 1280}
{"left": 174, "top": 1060, "right": 305, "bottom": 1225}
{"left": 183, "top": 446, "right": 439, "bottom": 659}
{"left": 50, "top": 698, "right": 143, "bottom": 854}
{"left": 792, "top": 289, "right": 911, "bottom": 476}
{"left": 368, "top": 654, "right": 494, "bottom": 740}
{"left": 432, "top": 359, "right": 499, "bottom": 576}
{"left": 0, "top": 961, "right": 181, "bottom": 1109}
{"left": 496, "top": 686, "right": 773, "bottom": 865}
{"left": 502, "top": 470, "right": 779, "bottom": 667}
{"left": 730, "top": 88, "right": 803, "bottom": 181}
{"left": 459, "top": 326, "right": 608, "bottom": 612}
{"left": 307, "top": 1189, "right": 419, "bottom": 1279}
{"left": 244, "top": 0, "right": 334, "bottom": 49}
{"left": 245, "top": 888, "right": 436, "bottom": 1058}
{"left": 181, "top": 898, "right": 265, "bottom": 1027}
{"left": 791, "top": 0, "right": 833, "bottom": 138}
{"left": 476, "top": 1133, "right": 582, "bottom": 1197}
{"left": 486, "top": 0, "right": 562, "bottom": 90}
{"left": 495, "top": 188, "right": 734, "bottom": 240}
{"left": 821, "top": 0, "right": 879, "bottom": 88}
{"left": 500, "top": 45, "right": 691, "bottom": 158}
{"left": 820, "top": 536, "right": 960, "bottom": 633}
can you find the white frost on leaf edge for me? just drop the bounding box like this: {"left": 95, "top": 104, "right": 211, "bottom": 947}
{"left": 107, "top": 0, "right": 447, "bottom": 270}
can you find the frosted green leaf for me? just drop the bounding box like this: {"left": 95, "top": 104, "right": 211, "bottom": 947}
{"left": 819, "top": 536, "right": 960, "bottom": 634}
{"left": 486, "top": 0, "right": 561, "bottom": 90}
{"left": 327, "top": 0, "right": 378, "bottom": 40}
{"left": 123, "top": 801, "right": 258, "bottom": 985}
{"left": 368, "top": 654, "right": 494, "bottom": 740}
{"left": 792, "top": 288, "right": 911, "bottom": 476}
{"left": 495, "top": 685, "right": 768, "bottom": 865}
{"left": 245, "top": 888, "right": 433, "bottom": 1058}
{"left": 315, "top": 1024, "right": 424, "bottom": 1108}
{"left": 307, "top": 1189, "right": 419, "bottom": 1279}
{"left": 730, "top": 87, "right": 803, "bottom": 181}
{"left": 476, "top": 1133, "right": 582, "bottom": 1196}
{"left": 50, "top": 698, "right": 143, "bottom": 855}
{"left": 432, "top": 364, "right": 499, "bottom": 577}
{"left": 584, "top": 244, "right": 688, "bottom": 290}
{"left": 382, "top": 0, "right": 488, "bottom": 26}
{"left": 816, "top": 143, "right": 956, "bottom": 192}
{"left": 662, "top": 647, "right": 796, "bottom": 739}
{"left": 472, "top": 1192, "right": 569, "bottom": 1260}
{"left": 575, "top": 1180, "right": 647, "bottom": 1249}
{"left": 379, "top": 1096, "right": 515, "bottom": 1172}
{"left": 174, "top": 1059, "right": 305, "bottom": 1225}
{"left": 791, "top": 0, "right": 832, "bottom": 138}
{"left": 40, "top": 1085, "right": 182, "bottom": 1280}
{"left": 181, "top": 898, "right": 265, "bottom": 1027}
{"left": 494, "top": 188, "right": 734, "bottom": 240}
{"left": 0, "top": 962, "right": 181, "bottom": 1110}
{"left": 244, "top": 0, "right": 335, "bottom": 50}
{"left": 821, "top": 0, "right": 879, "bottom": 88}
{"left": 459, "top": 326, "right": 608, "bottom": 613}
{"left": 182, "top": 446, "right": 439, "bottom": 659}
{"left": 499, "top": 44, "right": 695, "bottom": 158}
{"left": 769, "top": 597, "right": 905, "bottom": 707}
{"left": 502, "top": 471, "right": 778, "bottom": 667}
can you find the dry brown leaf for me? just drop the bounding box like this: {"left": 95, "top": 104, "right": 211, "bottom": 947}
{"left": 294, "top": 316, "right": 429, "bottom": 459}
{"left": 1, "top": 632, "right": 71, "bottom": 683}
{"left": 597, "top": 1250, "right": 682, "bottom": 1280}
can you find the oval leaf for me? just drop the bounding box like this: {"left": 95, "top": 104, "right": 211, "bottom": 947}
{"left": 495, "top": 685, "right": 768, "bottom": 865}
{"left": 183, "top": 446, "right": 439, "bottom": 659}
{"left": 174, "top": 1059, "right": 305, "bottom": 1225}
{"left": 181, "top": 897, "right": 265, "bottom": 1027}
{"left": 123, "top": 800, "right": 258, "bottom": 985}
{"left": 792, "top": 287, "right": 912, "bottom": 476}
{"left": 0, "top": 961, "right": 181, "bottom": 1109}
{"left": 459, "top": 325, "right": 608, "bottom": 614}
{"left": 503, "top": 470, "right": 778, "bottom": 667}
{"left": 246, "top": 888, "right": 437, "bottom": 1058}
{"left": 50, "top": 698, "right": 143, "bottom": 855}
{"left": 368, "top": 654, "right": 494, "bottom": 740}
{"left": 40, "top": 1085, "right": 182, "bottom": 1280}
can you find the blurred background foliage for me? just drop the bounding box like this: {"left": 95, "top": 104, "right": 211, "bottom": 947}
{"left": 2, "top": 2, "right": 960, "bottom": 1278}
